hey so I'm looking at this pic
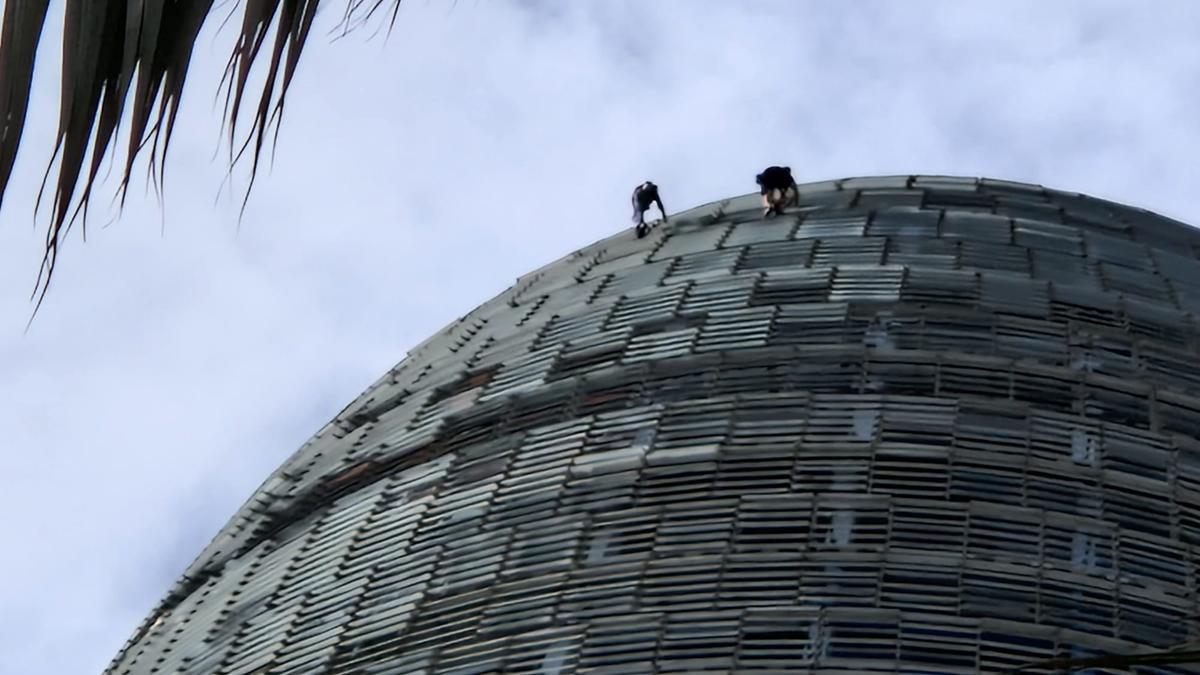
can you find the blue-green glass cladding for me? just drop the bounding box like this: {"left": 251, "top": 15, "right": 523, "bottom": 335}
{"left": 108, "top": 176, "right": 1200, "bottom": 673}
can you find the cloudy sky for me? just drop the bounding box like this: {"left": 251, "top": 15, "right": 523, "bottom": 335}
{"left": 2, "top": 1, "right": 1200, "bottom": 672}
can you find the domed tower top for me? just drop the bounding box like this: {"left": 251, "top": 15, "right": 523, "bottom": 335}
{"left": 109, "top": 175, "right": 1200, "bottom": 674}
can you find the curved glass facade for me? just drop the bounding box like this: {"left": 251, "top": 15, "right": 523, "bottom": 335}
{"left": 108, "top": 176, "right": 1200, "bottom": 673}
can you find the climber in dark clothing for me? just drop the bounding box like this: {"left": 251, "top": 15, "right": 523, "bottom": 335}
{"left": 756, "top": 166, "right": 798, "bottom": 217}
{"left": 632, "top": 181, "right": 667, "bottom": 238}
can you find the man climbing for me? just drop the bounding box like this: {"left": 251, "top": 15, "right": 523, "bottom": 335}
{"left": 632, "top": 181, "right": 667, "bottom": 238}
{"left": 756, "top": 166, "right": 798, "bottom": 217}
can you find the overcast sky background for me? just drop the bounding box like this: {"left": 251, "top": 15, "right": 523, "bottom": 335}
{"left": 2, "top": 1, "right": 1200, "bottom": 672}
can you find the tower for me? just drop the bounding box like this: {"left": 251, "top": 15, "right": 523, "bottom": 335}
{"left": 107, "top": 176, "right": 1200, "bottom": 673}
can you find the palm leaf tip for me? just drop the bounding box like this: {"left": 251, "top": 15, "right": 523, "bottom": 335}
{"left": 0, "top": 0, "right": 403, "bottom": 317}
{"left": 0, "top": 0, "right": 51, "bottom": 212}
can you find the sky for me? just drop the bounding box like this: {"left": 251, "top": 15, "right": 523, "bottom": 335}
{"left": 2, "top": 1, "right": 1200, "bottom": 672}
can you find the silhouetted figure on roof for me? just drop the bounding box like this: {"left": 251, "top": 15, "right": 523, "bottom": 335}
{"left": 756, "top": 166, "right": 798, "bottom": 217}
{"left": 632, "top": 181, "right": 667, "bottom": 238}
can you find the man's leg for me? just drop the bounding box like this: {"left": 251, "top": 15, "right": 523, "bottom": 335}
{"left": 783, "top": 185, "right": 798, "bottom": 209}
{"left": 766, "top": 188, "right": 785, "bottom": 216}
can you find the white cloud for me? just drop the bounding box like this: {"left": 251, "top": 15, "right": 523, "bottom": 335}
{"left": 2, "top": 1, "right": 1200, "bottom": 671}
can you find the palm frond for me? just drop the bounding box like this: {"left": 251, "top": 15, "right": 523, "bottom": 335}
{"left": 0, "top": 0, "right": 401, "bottom": 316}
{"left": 0, "top": 1, "right": 50, "bottom": 212}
